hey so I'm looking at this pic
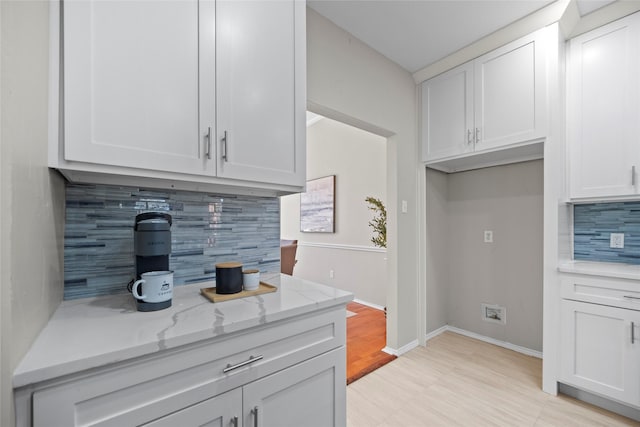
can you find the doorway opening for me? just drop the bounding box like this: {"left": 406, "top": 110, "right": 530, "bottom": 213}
{"left": 280, "top": 111, "right": 391, "bottom": 382}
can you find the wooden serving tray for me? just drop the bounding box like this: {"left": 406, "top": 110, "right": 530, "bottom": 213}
{"left": 200, "top": 282, "right": 277, "bottom": 303}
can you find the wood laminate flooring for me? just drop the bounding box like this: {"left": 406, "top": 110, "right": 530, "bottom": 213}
{"left": 347, "top": 331, "right": 639, "bottom": 427}
{"left": 346, "top": 302, "right": 396, "bottom": 385}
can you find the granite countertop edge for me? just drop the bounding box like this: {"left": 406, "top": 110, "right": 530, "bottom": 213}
{"left": 13, "top": 274, "right": 353, "bottom": 389}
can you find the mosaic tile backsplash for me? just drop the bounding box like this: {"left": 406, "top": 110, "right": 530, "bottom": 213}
{"left": 64, "top": 183, "right": 280, "bottom": 300}
{"left": 574, "top": 202, "right": 640, "bottom": 264}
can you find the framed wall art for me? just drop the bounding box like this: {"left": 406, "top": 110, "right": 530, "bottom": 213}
{"left": 300, "top": 175, "right": 335, "bottom": 233}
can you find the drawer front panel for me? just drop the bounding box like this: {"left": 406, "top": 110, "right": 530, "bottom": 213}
{"left": 561, "top": 275, "right": 640, "bottom": 310}
{"left": 32, "top": 307, "right": 346, "bottom": 427}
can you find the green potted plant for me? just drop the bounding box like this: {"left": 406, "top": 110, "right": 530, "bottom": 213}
{"left": 365, "top": 196, "right": 386, "bottom": 248}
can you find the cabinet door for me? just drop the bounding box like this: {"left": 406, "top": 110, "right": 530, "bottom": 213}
{"left": 143, "top": 388, "right": 242, "bottom": 427}
{"left": 63, "top": 0, "right": 215, "bottom": 175}
{"left": 243, "top": 347, "right": 346, "bottom": 427}
{"left": 421, "top": 62, "right": 474, "bottom": 162}
{"left": 216, "top": 0, "right": 305, "bottom": 187}
{"left": 560, "top": 300, "right": 640, "bottom": 406}
{"left": 474, "top": 29, "right": 547, "bottom": 151}
{"left": 567, "top": 13, "right": 640, "bottom": 199}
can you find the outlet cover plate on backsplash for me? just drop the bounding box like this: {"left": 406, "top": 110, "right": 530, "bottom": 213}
{"left": 610, "top": 233, "right": 625, "bottom": 249}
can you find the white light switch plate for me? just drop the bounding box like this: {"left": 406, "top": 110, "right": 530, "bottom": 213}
{"left": 484, "top": 230, "right": 493, "bottom": 243}
{"left": 610, "top": 233, "right": 624, "bottom": 248}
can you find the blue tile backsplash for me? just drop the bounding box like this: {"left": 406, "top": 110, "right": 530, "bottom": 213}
{"left": 574, "top": 202, "right": 640, "bottom": 264}
{"left": 64, "top": 183, "right": 280, "bottom": 300}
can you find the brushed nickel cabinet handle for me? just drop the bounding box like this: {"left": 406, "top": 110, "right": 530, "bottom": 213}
{"left": 205, "top": 127, "right": 212, "bottom": 160}
{"left": 475, "top": 127, "right": 480, "bottom": 144}
{"left": 633, "top": 166, "right": 636, "bottom": 186}
{"left": 232, "top": 416, "right": 238, "bottom": 427}
{"left": 632, "top": 321, "right": 635, "bottom": 344}
{"left": 222, "top": 130, "right": 228, "bottom": 162}
{"left": 252, "top": 406, "right": 259, "bottom": 427}
{"left": 467, "top": 129, "right": 473, "bottom": 144}
{"left": 223, "top": 355, "right": 263, "bottom": 373}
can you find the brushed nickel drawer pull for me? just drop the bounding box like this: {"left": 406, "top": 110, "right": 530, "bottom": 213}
{"left": 623, "top": 295, "right": 640, "bottom": 300}
{"left": 632, "top": 321, "right": 636, "bottom": 344}
{"left": 223, "top": 355, "right": 263, "bottom": 373}
{"left": 252, "top": 406, "right": 259, "bottom": 427}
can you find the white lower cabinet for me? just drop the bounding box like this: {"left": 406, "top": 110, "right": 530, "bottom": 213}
{"left": 143, "top": 388, "right": 242, "bottom": 427}
{"left": 244, "top": 348, "right": 345, "bottom": 427}
{"left": 21, "top": 308, "right": 346, "bottom": 427}
{"left": 144, "top": 348, "right": 345, "bottom": 427}
{"left": 560, "top": 299, "right": 640, "bottom": 407}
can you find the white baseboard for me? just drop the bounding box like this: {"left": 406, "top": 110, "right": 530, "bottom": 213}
{"left": 383, "top": 339, "right": 419, "bottom": 357}
{"left": 425, "top": 325, "right": 543, "bottom": 359}
{"left": 424, "top": 325, "right": 448, "bottom": 342}
{"left": 353, "top": 298, "right": 385, "bottom": 311}
{"left": 559, "top": 383, "right": 640, "bottom": 422}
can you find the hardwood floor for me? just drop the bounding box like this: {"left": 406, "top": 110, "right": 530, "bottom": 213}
{"left": 347, "top": 331, "right": 639, "bottom": 426}
{"left": 346, "top": 302, "right": 396, "bottom": 384}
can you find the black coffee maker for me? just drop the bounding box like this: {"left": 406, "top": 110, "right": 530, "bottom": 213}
{"left": 129, "top": 212, "right": 172, "bottom": 312}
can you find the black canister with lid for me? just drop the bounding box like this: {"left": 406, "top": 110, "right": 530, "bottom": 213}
{"left": 215, "top": 262, "right": 243, "bottom": 294}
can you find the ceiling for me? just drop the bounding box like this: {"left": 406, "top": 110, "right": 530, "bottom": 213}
{"left": 308, "top": 0, "right": 617, "bottom": 73}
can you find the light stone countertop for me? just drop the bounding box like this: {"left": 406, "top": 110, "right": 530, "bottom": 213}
{"left": 13, "top": 274, "right": 353, "bottom": 388}
{"left": 558, "top": 260, "right": 640, "bottom": 281}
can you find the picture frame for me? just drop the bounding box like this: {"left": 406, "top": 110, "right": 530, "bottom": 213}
{"left": 300, "top": 175, "right": 335, "bottom": 233}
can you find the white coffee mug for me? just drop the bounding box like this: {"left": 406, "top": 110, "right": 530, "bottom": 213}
{"left": 132, "top": 271, "right": 173, "bottom": 303}
{"left": 243, "top": 269, "right": 260, "bottom": 291}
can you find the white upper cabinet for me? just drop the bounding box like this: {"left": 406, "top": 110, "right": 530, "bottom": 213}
{"left": 63, "top": 0, "right": 213, "bottom": 175}
{"left": 421, "top": 62, "right": 474, "bottom": 161}
{"left": 567, "top": 12, "right": 640, "bottom": 200}
{"left": 475, "top": 33, "right": 547, "bottom": 151}
{"left": 216, "top": 0, "right": 305, "bottom": 187}
{"left": 421, "top": 27, "right": 549, "bottom": 171}
{"left": 53, "top": 0, "right": 305, "bottom": 195}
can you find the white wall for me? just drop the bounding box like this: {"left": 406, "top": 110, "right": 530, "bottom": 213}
{"left": 425, "top": 160, "right": 544, "bottom": 352}
{"left": 307, "top": 8, "right": 418, "bottom": 349}
{"left": 0, "top": 2, "right": 65, "bottom": 425}
{"left": 281, "top": 116, "right": 387, "bottom": 307}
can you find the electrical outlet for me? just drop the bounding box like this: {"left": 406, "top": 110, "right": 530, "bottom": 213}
{"left": 401, "top": 200, "right": 408, "bottom": 214}
{"left": 484, "top": 230, "right": 493, "bottom": 243}
{"left": 610, "top": 233, "right": 625, "bottom": 249}
{"left": 329, "top": 270, "right": 334, "bottom": 279}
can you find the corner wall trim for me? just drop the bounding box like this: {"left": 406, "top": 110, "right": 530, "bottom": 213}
{"left": 383, "top": 339, "right": 419, "bottom": 357}
{"left": 425, "top": 326, "right": 543, "bottom": 359}
{"left": 425, "top": 325, "right": 448, "bottom": 342}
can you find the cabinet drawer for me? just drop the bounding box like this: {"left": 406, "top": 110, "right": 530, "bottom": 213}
{"left": 561, "top": 275, "right": 640, "bottom": 310}
{"left": 32, "top": 307, "right": 345, "bottom": 427}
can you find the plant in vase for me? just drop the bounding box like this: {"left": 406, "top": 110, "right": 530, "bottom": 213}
{"left": 365, "top": 196, "right": 386, "bottom": 248}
